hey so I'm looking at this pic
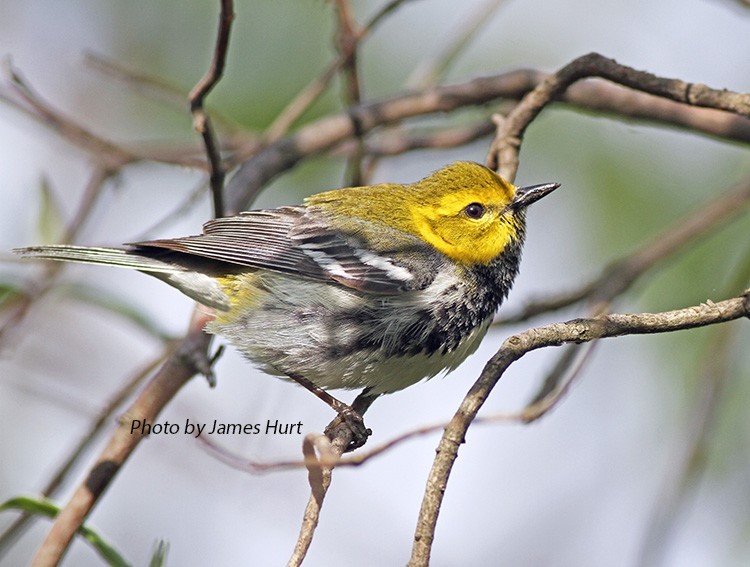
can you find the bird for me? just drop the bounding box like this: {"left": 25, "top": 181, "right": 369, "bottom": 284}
{"left": 15, "top": 161, "right": 558, "bottom": 449}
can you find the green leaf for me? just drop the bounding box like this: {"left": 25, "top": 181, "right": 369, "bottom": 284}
{"left": 36, "top": 175, "right": 64, "bottom": 244}
{"left": 0, "top": 281, "right": 23, "bottom": 306}
{"left": 148, "top": 540, "right": 169, "bottom": 567}
{"left": 0, "top": 496, "right": 131, "bottom": 567}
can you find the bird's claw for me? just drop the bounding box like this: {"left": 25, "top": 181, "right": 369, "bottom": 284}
{"left": 324, "top": 407, "right": 371, "bottom": 452}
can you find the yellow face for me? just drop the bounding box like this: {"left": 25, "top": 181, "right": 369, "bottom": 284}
{"left": 307, "top": 161, "right": 524, "bottom": 266}
{"left": 410, "top": 178, "right": 521, "bottom": 265}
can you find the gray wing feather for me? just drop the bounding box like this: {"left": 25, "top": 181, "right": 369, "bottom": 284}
{"left": 132, "top": 207, "right": 428, "bottom": 294}
{"left": 131, "top": 208, "right": 323, "bottom": 277}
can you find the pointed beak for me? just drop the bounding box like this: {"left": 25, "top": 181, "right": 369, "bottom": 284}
{"left": 511, "top": 182, "right": 560, "bottom": 210}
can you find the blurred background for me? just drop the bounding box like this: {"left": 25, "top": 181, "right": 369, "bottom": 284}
{"left": 1, "top": 1, "right": 749, "bottom": 565}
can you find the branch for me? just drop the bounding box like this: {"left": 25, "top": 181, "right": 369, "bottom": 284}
{"left": 488, "top": 52, "right": 750, "bottom": 181}
{"left": 0, "top": 167, "right": 115, "bottom": 352}
{"left": 0, "top": 349, "right": 172, "bottom": 556}
{"left": 287, "top": 392, "right": 376, "bottom": 566}
{"left": 562, "top": 79, "right": 750, "bottom": 144}
{"left": 331, "top": 119, "right": 496, "bottom": 157}
{"left": 262, "top": 0, "right": 417, "bottom": 143}
{"left": 1, "top": 62, "right": 136, "bottom": 170}
{"left": 408, "top": 293, "right": 750, "bottom": 566}
{"left": 29, "top": 311, "right": 214, "bottom": 567}
{"left": 334, "top": 0, "right": 367, "bottom": 185}
{"left": 497, "top": 174, "right": 750, "bottom": 324}
{"left": 407, "top": 0, "right": 509, "bottom": 89}
{"left": 226, "top": 65, "right": 750, "bottom": 213}
{"left": 5, "top": 59, "right": 749, "bottom": 212}
{"left": 188, "top": 0, "right": 235, "bottom": 218}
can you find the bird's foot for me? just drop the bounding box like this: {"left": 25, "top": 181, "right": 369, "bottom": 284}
{"left": 324, "top": 407, "right": 372, "bottom": 452}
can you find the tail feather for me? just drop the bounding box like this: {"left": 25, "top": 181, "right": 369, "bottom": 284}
{"left": 14, "top": 245, "right": 231, "bottom": 311}
{"left": 14, "top": 245, "right": 186, "bottom": 273}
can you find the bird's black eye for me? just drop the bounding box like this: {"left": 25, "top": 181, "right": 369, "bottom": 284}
{"left": 464, "top": 202, "right": 486, "bottom": 219}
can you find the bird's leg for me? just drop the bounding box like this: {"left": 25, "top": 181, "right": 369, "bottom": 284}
{"left": 325, "top": 387, "right": 381, "bottom": 452}
{"left": 287, "top": 373, "right": 373, "bottom": 450}
{"left": 351, "top": 387, "right": 380, "bottom": 416}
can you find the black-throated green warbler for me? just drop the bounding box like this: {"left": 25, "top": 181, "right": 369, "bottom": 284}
{"left": 16, "top": 161, "right": 558, "bottom": 447}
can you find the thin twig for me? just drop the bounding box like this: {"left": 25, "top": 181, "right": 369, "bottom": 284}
{"left": 509, "top": 174, "right": 750, "bottom": 419}
{"left": 408, "top": 292, "right": 750, "bottom": 566}
{"left": 202, "top": 420, "right": 457, "bottom": 474}
{"left": 334, "top": 0, "right": 366, "bottom": 186}
{"left": 84, "top": 51, "right": 243, "bottom": 139}
{"left": 263, "top": 0, "right": 417, "bottom": 144}
{"left": 2, "top": 62, "right": 136, "bottom": 170}
{"left": 407, "top": 0, "right": 508, "bottom": 89}
{"left": 205, "top": 401, "right": 614, "bottom": 475}
{"left": 29, "top": 310, "right": 214, "bottom": 567}
{"left": 188, "top": 0, "right": 235, "bottom": 218}
{"left": 227, "top": 65, "right": 750, "bottom": 213}
{"left": 84, "top": 52, "right": 189, "bottom": 113}
{"left": 0, "top": 167, "right": 115, "bottom": 351}
{"left": 0, "top": 348, "right": 173, "bottom": 557}
{"left": 287, "top": 390, "right": 376, "bottom": 566}
{"left": 496, "top": 175, "right": 750, "bottom": 325}
{"left": 188, "top": 0, "right": 235, "bottom": 112}
{"left": 330, "top": 119, "right": 496, "bottom": 157}
{"left": 489, "top": 52, "right": 750, "bottom": 182}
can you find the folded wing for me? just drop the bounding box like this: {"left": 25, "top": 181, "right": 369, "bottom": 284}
{"left": 132, "top": 207, "right": 434, "bottom": 294}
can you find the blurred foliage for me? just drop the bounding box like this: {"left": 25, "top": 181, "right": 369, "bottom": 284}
{"left": 148, "top": 540, "right": 169, "bottom": 567}
{"left": 111, "top": 0, "right": 337, "bottom": 129}
{"left": 59, "top": 282, "right": 175, "bottom": 341}
{"left": 0, "top": 497, "right": 130, "bottom": 567}
{"left": 35, "top": 175, "right": 64, "bottom": 244}
{"left": 0, "top": 281, "right": 23, "bottom": 307}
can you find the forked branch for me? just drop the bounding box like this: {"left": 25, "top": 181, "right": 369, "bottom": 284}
{"left": 409, "top": 293, "right": 750, "bottom": 566}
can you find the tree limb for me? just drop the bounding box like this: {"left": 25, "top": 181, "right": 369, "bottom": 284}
{"left": 409, "top": 292, "right": 750, "bottom": 566}
{"left": 488, "top": 52, "right": 750, "bottom": 182}
{"left": 29, "top": 311, "right": 215, "bottom": 567}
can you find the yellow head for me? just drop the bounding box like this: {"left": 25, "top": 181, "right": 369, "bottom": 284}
{"left": 306, "top": 161, "right": 557, "bottom": 266}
